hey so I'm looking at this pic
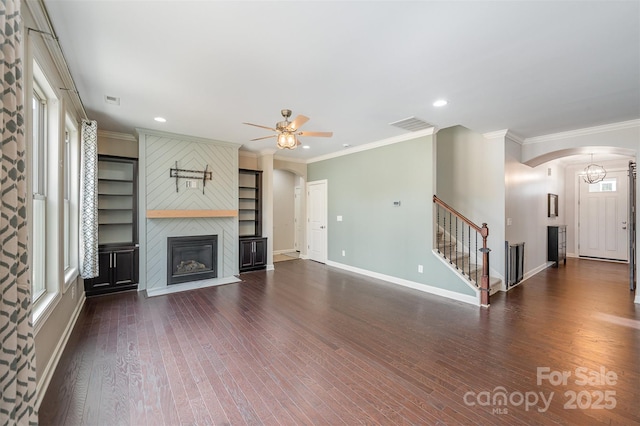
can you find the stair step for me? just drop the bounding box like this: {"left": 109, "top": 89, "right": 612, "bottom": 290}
{"left": 437, "top": 249, "right": 503, "bottom": 293}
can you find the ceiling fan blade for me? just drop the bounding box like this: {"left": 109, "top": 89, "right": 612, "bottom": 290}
{"left": 243, "top": 122, "right": 277, "bottom": 132}
{"left": 250, "top": 135, "right": 277, "bottom": 141}
{"left": 298, "top": 131, "right": 333, "bottom": 138}
{"left": 289, "top": 115, "right": 309, "bottom": 131}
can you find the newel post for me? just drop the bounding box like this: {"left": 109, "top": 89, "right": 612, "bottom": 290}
{"left": 479, "top": 223, "right": 491, "bottom": 306}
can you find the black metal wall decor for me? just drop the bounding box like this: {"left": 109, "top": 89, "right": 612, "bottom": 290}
{"left": 170, "top": 161, "right": 212, "bottom": 194}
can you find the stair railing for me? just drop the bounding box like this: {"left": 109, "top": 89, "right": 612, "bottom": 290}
{"left": 433, "top": 195, "right": 490, "bottom": 306}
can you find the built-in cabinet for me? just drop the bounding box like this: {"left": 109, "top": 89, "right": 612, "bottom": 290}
{"left": 239, "top": 169, "right": 262, "bottom": 238}
{"left": 240, "top": 237, "right": 267, "bottom": 271}
{"left": 85, "top": 156, "right": 139, "bottom": 296}
{"left": 548, "top": 225, "right": 567, "bottom": 268}
{"left": 239, "top": 169, "right": 267, "bottom": 272}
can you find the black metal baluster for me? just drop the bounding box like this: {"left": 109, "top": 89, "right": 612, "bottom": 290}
{"left": 468, "top": 226, "right": 471, "bottom": 280}
{"left": 449, "top": 212, "right": 452, "bottom": 263}
{"left": 437, "top": 205, "right": 441, "bottom": 254}
{"left": 443, "top": 210, "right": 446, "bottom": 257}
{"left": 461, "top": 224, "right": 465, "bottom": 275}
{"left": 455, "top": 217, "right": 459, "bottom": 269}
{"left": 475, "top": 233, "right": 479, "bottom": 285}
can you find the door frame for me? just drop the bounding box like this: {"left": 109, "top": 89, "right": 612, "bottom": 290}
{"left": 574, "top": 167, "right": 630, "bottom": 262}
{"left": 294, "top": 186, "right": 302, "bottom": 252}
{"left": 306, "top": 180, "right": 328, "bottom": 263}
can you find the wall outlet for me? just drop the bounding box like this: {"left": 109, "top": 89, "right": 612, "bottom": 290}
{"left": 185, "top": 179, "right": 199, "bottom": 189}
{"left": 71, "top": 284, "right": 75, "bottom": 299}
{"left": 418, "top": 264, "right": 423, "bottom": 273}
{"left": 342, "top": 250, "right": 346, "bottom": 256}
{"left": 337, "top": 215, "right": 343, "bottom": 222}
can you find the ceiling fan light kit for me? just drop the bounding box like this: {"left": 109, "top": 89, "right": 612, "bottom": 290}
{"left": 277, "top": 132, "right": 298, "bottom": 149}
{"left": 244, "top": 108, "right": 333, "bottom": 150}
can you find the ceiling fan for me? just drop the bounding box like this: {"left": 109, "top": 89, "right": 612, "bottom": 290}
{"left": 243, "top": 109, "right": 333, "bottom": 150}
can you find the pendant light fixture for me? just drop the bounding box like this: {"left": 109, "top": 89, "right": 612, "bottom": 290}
{"left": 582, "top": 153, "right": 607, "bottom": 184}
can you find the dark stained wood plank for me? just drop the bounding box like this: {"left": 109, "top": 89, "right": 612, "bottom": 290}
{"left": 39, "top": 258, "right": 640, "bottom": 425}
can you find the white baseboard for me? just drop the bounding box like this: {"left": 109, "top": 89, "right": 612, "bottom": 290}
{"left": 506, "top": 262, "right": 553, "bottom": 291}
{"left": 266, "top": 264, "right": 275, "bottom": 271}
{"left": 523, "top": 262, "right": 554, "bottom": 281}
{"left": 299, "top": 254, "right": 309, "bottom": 260}
{"left": 35, "top": 290, "right": 86, "bottom": 410}
{"left": 273, "top": 249, "right": 296, "bottom": 255}
{"left": 326, "top": 260, "right": 479, "bottom": 306}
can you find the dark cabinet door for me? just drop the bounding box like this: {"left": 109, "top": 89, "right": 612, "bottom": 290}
{"left": 240, "top": 240, "right": 255, "bottom": 269}
{"left": 85, "top": 246, "right": 139, "bottom": 296}
{"left": 113, "top": 249, "right": 136, "bottom": 285}
{"left": 89, "top": 251, "right": 112, "bottom": 290}
{"left": 239, "top": 237, "right": 268, "bottom": 272}
{"left": 253, "top": 238, "right": 267, "bottom": 267}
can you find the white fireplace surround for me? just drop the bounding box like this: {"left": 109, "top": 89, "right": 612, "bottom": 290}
{"left": 137, "top": 128, "right": 242, "bottom": 296}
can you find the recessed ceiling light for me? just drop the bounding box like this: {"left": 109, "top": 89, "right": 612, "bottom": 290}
{"left": 302, "top": 145, "right": 310, "bottom": 149}
{"left": 154, "top": 117, "right": 167, "bottom": 123}
{"left": 433, "top": 99, "right": 448, "bottom": 107}
{"left": 343, "top": 144, "right": 350, "bottom": 148}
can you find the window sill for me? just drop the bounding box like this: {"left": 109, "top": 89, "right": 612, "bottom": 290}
{"left": 64, "top": 267, "right": 79, "bottom": 293}
{"left": 33, "top": 291, "right": 61, "bottom": 336}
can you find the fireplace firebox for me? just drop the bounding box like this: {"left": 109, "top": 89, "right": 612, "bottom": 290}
{"left": 167, "top": 235, "right": 218, "bottom": 285}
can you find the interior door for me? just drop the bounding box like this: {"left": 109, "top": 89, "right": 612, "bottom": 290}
{"left": 307, "top": 180, "right": 327, "bottom": 263}
{"left": 579, "top": 170, "right": 628, "bottom": 261}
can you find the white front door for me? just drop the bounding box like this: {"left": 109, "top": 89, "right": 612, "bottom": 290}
{"left": 307, "top": 180, "right": 327, "bottom": 263}
{"left": 579, "top": 170, "right": 628, "bottom": 261}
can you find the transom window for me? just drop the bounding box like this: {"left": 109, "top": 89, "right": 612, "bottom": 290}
{"left": 588, "top": 178, "right": 617, "bottom": 193}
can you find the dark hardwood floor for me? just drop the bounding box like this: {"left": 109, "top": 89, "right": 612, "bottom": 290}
{"left": 39, "top": 258, "right": 639, "bottom": 425}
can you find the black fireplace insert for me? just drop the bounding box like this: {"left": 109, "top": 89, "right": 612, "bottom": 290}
{"left": 167, "top": 235, "right": 218, "bottom": 285}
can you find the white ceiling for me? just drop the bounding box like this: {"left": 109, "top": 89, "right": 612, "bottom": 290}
{"left": 43, "top": 1, "right": 640, "bottom": 161}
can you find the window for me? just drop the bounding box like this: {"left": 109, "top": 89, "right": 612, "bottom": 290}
{"left": 31, "top": 84, "right": 47, "bottom": 302}
{"left": 64, "top": 129, "right": 70, "bottom": 270}
{"left": 30, "top": 60, "right": 66, "bottom": 322}
{"left": 63, "top": 116, "right": 79, "bottom": 285}
{"left": 588, "top": 178, "right": 617, "bottom": 193}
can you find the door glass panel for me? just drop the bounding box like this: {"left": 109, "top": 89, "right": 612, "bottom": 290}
{"left": 588, "top": 178, "right": 617, "bottom": 192}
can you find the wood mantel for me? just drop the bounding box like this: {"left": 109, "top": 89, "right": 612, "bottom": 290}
{"left": 146, "top": 209, "right": 237, "bottom": 219}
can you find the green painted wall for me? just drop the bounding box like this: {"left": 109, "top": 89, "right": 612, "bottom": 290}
{"left": 308, "top": 135, "right": 476, "bottom": 296}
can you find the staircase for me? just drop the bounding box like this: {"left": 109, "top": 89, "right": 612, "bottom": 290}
{"left": 435, "top": 229, "right": 502, "bottom": 296}
{"left": 433, "top": 195, "right": 502, "bottom": 306}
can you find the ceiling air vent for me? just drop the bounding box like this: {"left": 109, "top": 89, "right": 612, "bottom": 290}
{"left": 389, "top": 116, "right": 432, "bottom": 132}
{"left": 105, "top": 95, "right": 120, "bottom": 105}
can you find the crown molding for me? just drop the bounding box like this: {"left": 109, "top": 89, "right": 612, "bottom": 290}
{"left": 135, "top": 128, "right": 241, "bottom": 149}
{"left": 482, "top": 129, "right": 508, "bottom": 140}
{"left": 524, "top": 119, "right": 640, "bottom": 145}
{"left": 238, "top": 149, "right": 257, "bottom": 158}
{"left": 274, "top": 155, "right": 307, "bottom": 164}
{"left": 505, "top": 130, "right": 525, "bottom": 145}
{"left": 258, "top": 148, "right": 278, "bottom": 156}
{"left": 307, "top": 127, "right": 435, "bottom": 164}
{"left": 482, "top": 129, "right": 525, "bottom": 145}
{"left": 97, "top": 129, "right": 136, "bottom": 142}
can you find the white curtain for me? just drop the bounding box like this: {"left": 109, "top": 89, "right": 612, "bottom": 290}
{"left": 0, "top": 0, "right": 38, "bottom": 423}
{"left": 79, "top": 120, "right": 99, "bottom": 278}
